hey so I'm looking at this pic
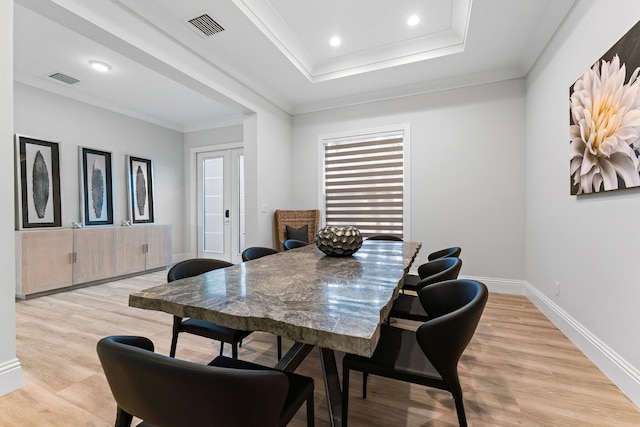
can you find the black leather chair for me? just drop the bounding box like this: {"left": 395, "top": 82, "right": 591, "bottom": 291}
{"left": 365, "top": 234, "right": 403, "bottom": 241}
{"left": 428, "top": 246, "right": 462, "bottom": 261}
{"left": 342, "top": 279, "right": 488, "bottom": 427}
{"left": 167, "top": 258, "right": 252, "bottom": 359}
{"left": 403, "top": 246, "right": 462, "bottom": 292}
{"left": 241, "top": 246, "right": 278, "bottom": 261}
{"left": 97, "top": 335, "right": 314, "bottom": 427}
{"left": 390, "top": 257, "right": 462, "bottom": 321}
{"left": 283, "top": 239, "right": 309, "bottom": 250}
{"left": 240, "top": 246, "right": 283, "bottom": 359}
{"left": 210, "top": 355, "right": 314, "bottom": 427}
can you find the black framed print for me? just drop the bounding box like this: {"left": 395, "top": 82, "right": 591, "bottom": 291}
{"left": 15, "top": 135, "right": 62, "bottom": 229}
{"left": 79, "top": 147, "right": 114, "bottom": 226}
{"left": 127, "top": 155, "right": 155, "bottom": 224}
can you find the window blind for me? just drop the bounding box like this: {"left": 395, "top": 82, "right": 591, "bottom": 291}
{"left": 323, "top": 133, "right": 404, "bottom": 239}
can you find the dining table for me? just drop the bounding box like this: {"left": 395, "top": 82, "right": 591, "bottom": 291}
{"left": 129, "top": 239, "right": 421, "bottom": 427}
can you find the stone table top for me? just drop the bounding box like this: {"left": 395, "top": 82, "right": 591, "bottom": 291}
{"left": 129, "top": 240, "right": 421, "bottom": 357}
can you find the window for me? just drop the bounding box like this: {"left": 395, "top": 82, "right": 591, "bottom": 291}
{"left": 319, "top": 125, "right": 410, "bottom": 239}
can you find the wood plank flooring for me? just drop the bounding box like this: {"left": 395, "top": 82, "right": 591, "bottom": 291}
{"left": 1, "top": 271, "right": 639, "bottom": 426}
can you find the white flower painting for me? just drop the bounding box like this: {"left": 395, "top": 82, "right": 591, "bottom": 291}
{"left": 570, "top": 21, "right": 640, "bottom": 195}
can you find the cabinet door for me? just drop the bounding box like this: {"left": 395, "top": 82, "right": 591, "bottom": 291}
{"left": 16, "top": 229, "right": 74, "bottom": 297}
{"left": 73, "top": 228, "right": 115, "bottom": 284}
{"left": 114, "top": 227, "right": 146, "bottom": 276}
{"left": 145, "top": 225, "right": 172, "bottom": 269}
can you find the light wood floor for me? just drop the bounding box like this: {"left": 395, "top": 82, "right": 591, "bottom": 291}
{"left": 1, "top": 271, "right": 639, "bottom": 426}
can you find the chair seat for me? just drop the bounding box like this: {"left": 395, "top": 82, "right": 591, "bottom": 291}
{"left": 210, "top": 356, "right": 314, "bottom": 426}
{"left": 180, "top": 318, "right": 253, "bottom": 342}
{"left": 402, "top": 274, "right": 420, "bottom": 292}
{"left": 343, "top": 325, "right": 441, "bottom": 386}
{"left": 389, "top": 293, "right": 428, "bottom": 322}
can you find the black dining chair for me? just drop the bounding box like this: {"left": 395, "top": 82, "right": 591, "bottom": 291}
{"left": 241, "top": 246, "right": 283, "bottom": 359}
{"left": 283, "top": 239, "right": 309, "bottom": 250}
{"left": 342, "top": 279, "right": 488, "bottom": 427}
{"left": 428, "top": 246, "right": 462, "bottom": 261}
{"left": 365, "top": 234, "right": 403, "bottom": 241}
{"left": 167, "top": 258, "right": 252, "bottom": 360}
{"left": 403, "top": 246, "right": 462, "bottom": 292}
{"left": 390, "top": 257, "right": 462, "bottom": 322}
{"left": 97, "top": 335, "right": 314, "bottom": 427}
{"left": 241, "top": 246, "right": 279, "bottom": 261}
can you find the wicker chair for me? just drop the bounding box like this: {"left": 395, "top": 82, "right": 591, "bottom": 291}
{"left": 275, "top": 209, "right": 320, "bottom": 251}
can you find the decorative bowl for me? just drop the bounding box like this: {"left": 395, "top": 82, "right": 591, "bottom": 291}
{"left": 315, "top": 225, "right": 363, "bottom": 257}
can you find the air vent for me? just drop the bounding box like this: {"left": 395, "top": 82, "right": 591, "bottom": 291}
{"left": 188, "top": 13, "right": 224, "bottom": 36}
{"left": 49, "top": 72, "right": 80, "bottom": 85}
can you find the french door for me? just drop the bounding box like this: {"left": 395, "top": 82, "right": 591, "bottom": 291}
{"left": 196, "top": 148, "right": 245, "bottom": 263}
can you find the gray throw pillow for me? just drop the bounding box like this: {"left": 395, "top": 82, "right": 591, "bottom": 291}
{"left": 286, "top": 225, "right": 309, "bottom": 242}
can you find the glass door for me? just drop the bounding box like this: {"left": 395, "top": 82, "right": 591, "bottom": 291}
{"left": 196, "top": 148, "right": 244, "bottom": 263}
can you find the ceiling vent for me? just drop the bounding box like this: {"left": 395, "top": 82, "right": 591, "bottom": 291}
{"left": 188, "top": 13, "right": 225, "bottom": 37}
{"left": 49, "top": 72, "right": 80, "bottom": 85}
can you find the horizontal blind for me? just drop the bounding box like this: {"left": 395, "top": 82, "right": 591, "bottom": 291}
{"left": 324, "top": 134, "right": 403, "bottom": 239}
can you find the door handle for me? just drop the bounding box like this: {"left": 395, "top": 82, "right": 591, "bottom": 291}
{"left": 225, "top": 209, "right": 230, "bottom": 218}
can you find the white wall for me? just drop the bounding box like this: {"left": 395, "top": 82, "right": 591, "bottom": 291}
{"left": 236, "top": 110, "right": 294, "bottom": 250}
{"left": 184, "top": 125, "right": 243, "bottom": 151}
{"left": 292, "top": 79, "right": 527, "bottom": 279}
{"left": 526, "top": 0, "right": 640, "bottom": 404}
{"left": 0, "top": 0, "right": 20, "bottom": 397}
{"left": 13, "top": 83, "right": 186, "bottom": 255}
{"left": 254, "top": 109, "right": 293, "bottom": 248}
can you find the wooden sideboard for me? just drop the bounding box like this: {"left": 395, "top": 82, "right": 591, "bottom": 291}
{"left": 15, "top": 224, "right": 172, "bottom": 298}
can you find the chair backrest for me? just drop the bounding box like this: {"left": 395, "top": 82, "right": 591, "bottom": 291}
{"left": 275, "top": 209, "right": 320, "bottom": 250}
{"left": 365, "top": 234, "right": 403, "bottom": 241}
{"left": 415, "top": 257, "right": 463, "bottom": 290}
{"left": 167, "top": 258, "right": 234, "bottom": 282}
{"left": 97, "top": 335, "right": 288, "bottom": 427}
{"left": 283, "top": 239, "right": 309, "bottom": 251}
{"left": 416, "top": 279, "right": 488, "bottom": 383}
{"left": 242, "top": 246, "right": 279, "bottom": 261}
{"left": 427, "top": 246, "right": 462, "bottom": 261}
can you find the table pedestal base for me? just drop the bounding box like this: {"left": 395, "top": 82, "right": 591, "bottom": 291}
{"left": 276, "top": 342, "right": 344, "bottom": 427}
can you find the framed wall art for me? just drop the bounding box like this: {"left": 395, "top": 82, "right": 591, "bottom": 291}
{"left": 14, "top": 135, "right": 62, "bottom": 229}
{"left": 570, "top": 20, "right": 640, "bottom": 195}
{"left": 79, "top": 147, "right": 114, "bottom": 226}
{"left": 127, "top": 155, "right": 155, "bottom": 224}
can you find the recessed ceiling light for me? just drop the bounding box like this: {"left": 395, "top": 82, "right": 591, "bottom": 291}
{"left": 407, "top": 15, "right": 420, "bottom": 26}
{"left": 329, "top": 36, "right": 341, "bottom": 47}
{"left": 89, "top": 60, "right": 112, "bottom": 72}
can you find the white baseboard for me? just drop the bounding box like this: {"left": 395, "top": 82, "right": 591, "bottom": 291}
{"left": 0, "top": 358, "right": 22, "bottom": 397}
{"left": 460, "top": 275, "right": 527, "bottom": 295}
{"left": 464, "top": 274, "right": 640, "bottom": 408}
